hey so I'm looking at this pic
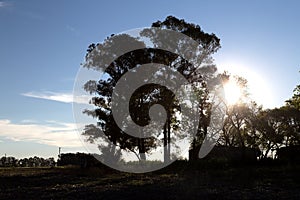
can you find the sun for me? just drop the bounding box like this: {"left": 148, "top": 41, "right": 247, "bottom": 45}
{"left": 216, "top": 58, "right": 275, "bottom": 108}
{"left": 223, "top": 79, "right": 242, "bottom": 105}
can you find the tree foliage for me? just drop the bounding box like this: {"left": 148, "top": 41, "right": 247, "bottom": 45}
{"left": 286, "top": 84, "right": 300, "bottom": 110}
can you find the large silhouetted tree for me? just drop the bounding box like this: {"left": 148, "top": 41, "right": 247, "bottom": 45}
{"left": 82, "top": 16, "right": 221, "bottom": 162}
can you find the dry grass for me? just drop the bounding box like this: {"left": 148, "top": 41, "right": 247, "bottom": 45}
{"left": 0, "top": 165, "right": 300, "bottom": 199}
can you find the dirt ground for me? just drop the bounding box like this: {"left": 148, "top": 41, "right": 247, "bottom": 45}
{"left": 0, "top": 165, "right": 300, "bottom": 199}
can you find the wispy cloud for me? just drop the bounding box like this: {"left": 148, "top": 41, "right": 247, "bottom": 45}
{"left": 0, "top": 1, "right": 10, "bottom": 8}
{"left": 66, "top": 25, "right": 80, "bottom": 36}
{"left": 21, "top": 119, "right": 38, "bottom": 124}
{"left": 22, "top": 91, "right": 90, "bottom": 104}
{"left": 22, "top": 10, "right": 44, "bottom": 21}
{"left": 0, "top": 119, "right": 83, "bottom": 148}
{"left": 22, "top": 91, "right": 73, "bottom": 103}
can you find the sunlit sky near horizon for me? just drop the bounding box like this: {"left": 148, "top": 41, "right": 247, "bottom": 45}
{"left": 0, "top": 0, "right": 299, "bottom": 159}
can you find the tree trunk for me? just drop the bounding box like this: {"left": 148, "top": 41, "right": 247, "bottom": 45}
{"left": 167, "top": 116, "right": 171, "bottom": 161}
{"left": 163, "top": 123, "right": 168, "bottom": 162}
{"left": 138, "top": 138, "right": 146, "bottom": 161}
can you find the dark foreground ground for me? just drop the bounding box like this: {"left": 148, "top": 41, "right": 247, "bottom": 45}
{"left": 0, "top": 163, "right": 300, "bottom": 199}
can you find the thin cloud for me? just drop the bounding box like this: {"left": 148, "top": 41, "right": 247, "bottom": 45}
{"left": 22, "top": 91, "right": 73, "bottom": 103}
{"left": 61, "top": 77, "right": 76, "bottom": 82}
{"left": 0, "top": 119, "right": 83, "bottom": 148}
{"left": 0, "top": 1, "right": 10, "bottom": 8}
{"left": 22, "top": 91, "right": 91, "bottom": 104}
{"left": 21, "top": 119, "right": 38, "bottom": 124}
{"left": 66, "top": 25, "right": 80, "bottom": 36}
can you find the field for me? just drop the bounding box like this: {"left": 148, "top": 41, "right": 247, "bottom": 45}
{"left": 0, "top": 164, "right": 300, "bottom": 199}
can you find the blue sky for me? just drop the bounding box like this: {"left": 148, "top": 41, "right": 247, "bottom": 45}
{"left": 0, "top": 0, "right": 299, "bottom": 159}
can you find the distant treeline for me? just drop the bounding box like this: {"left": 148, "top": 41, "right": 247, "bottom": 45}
{"left": 56, "top": 145, "right": 300, "bottom": 168}
{"left": 1, "top": 145, "right": 300, "bottom": 169}
{"left": 57, "top": 153, "right": 103, "bottom": 168}
{"left": 0, "top": 156, "right": 55, "bottom": 167}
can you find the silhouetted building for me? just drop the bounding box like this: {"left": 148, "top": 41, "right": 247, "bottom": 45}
{"left": 276, "top": 145, "right": 300, "bottom": 163}
{"left": 189, "top": 146, "right": 259, "bottom": 163}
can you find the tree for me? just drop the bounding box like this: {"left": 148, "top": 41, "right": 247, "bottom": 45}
{"left": 82, "top": 16, "right": 221, "bottom": 162}
{"left": 217, "top": 72, "right": 261, "bottom": 149}
{"left": 280, "top": 79, "right": 300, "bottom": 147}
{"left": 142, "top": 16, "right": 221, "bottom": 161}
{"left": 254, "top": 109, "right": 285, "bottom": 159}
{"left": 0, "top": 156, "right": 18, "bottom": 167}
{"left": 220, "top": 102, "right": 257, "bottom": 147}
{"left": 240, "top": 74, "right": 300, "bottom": 159}
{"left": 279, "top": 106, "right": 300, "bottom": 146}
{"left": 286, "top": 83, "right": 300, "bottom": 110}
{"left": 129, "top": 84, "right": 180, "bottom": 161}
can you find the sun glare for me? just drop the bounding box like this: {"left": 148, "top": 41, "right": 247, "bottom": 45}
{"left": 223, "top": 79, "right": 242, "bottom": 105}
{"left": 216, "top": 58, "right": 274, "bottom": 108}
